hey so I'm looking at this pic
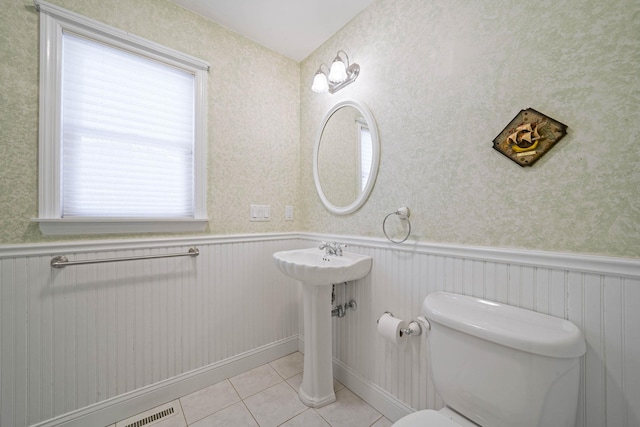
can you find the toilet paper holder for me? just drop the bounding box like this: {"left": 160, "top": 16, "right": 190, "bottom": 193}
{"left": 378, "top": 312, "right": 426, "bottom": 337}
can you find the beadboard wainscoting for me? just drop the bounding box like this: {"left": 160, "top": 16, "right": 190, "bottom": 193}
{"left": 0, "top": 235, "right": 304, "bottom": 427}
{"left": 307, "top": 235, "right": 640, "bottom": 427}
{"left": 1, "top": 233, "right": 639, "bottom": 427}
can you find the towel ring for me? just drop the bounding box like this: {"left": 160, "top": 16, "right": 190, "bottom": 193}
{"left": 382, "top": 206, "right": 411, "bottom": 243}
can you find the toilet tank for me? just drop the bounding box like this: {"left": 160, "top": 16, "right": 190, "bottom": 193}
{"left": 422, "top": 292, "right": 586, "bottom": 427}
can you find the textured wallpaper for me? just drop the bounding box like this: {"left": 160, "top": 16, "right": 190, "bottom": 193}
{"left": 1, "top": 0, "right": 638, "bottom": 258}
{"left": 300, "top": 0, "right": 640, "bottom": 258}
{"left": 0, "top": 0, "right": 300, "bottom": 243}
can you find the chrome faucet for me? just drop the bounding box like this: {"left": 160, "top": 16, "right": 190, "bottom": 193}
{"left": 319, "top": 241, "right": 346, "bottom": 256}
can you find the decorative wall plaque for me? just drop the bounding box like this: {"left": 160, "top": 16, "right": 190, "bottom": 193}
{"left": 492, "top": 108, "right": 567, "bottom": 167}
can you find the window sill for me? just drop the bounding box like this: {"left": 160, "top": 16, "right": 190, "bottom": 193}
{"left": 32, "top": 218, "right": 209, "bottom": 236}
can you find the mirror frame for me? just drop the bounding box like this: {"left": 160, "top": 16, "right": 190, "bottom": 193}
{"left": 313, "top": 100, "right": 380, "bottom": 215}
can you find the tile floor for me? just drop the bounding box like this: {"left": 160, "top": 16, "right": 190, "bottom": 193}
{"left": 116, "top": 352, "right": 393, "bottom": 427}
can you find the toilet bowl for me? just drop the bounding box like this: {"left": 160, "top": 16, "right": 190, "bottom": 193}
{"left": 393, "top": 407, "right": 476, "bottom": 427}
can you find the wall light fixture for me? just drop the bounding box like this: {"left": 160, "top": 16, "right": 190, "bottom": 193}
{"left": 311, "top": 50, "right": 360, "bottom": 94}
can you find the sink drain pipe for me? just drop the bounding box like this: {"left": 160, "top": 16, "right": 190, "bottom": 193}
{"left": 331, "top": 283, "right": 357, "bottom": 318}
{"left": 332, "top": 300, "right": 357, "bottom": 318}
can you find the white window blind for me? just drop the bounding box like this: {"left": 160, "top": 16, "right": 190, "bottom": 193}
{"left": 61, "top": 32, "right": 195, "bottom": 218}
{"left": 36, "top": 1, "right": 208, "bottom": 235}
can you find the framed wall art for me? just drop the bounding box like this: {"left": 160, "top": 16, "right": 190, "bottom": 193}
{"left": 493, "top": 108, "right": 568, "bottom": 167}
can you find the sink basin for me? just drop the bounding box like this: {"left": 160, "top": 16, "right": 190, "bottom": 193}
{"left": 273, "top": 247, "right": 372, "bottom": 285}
{"left": 272, "top": 246, "right": 372, "bottom": 408}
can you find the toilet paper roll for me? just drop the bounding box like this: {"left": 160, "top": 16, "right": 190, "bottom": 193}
{"left": 377, "top": 313, "right": 408, "bottom": 344}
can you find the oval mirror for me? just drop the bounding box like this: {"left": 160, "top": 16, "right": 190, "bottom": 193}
{"left": 313, "top": 100, "right": 380, "bottom": 215}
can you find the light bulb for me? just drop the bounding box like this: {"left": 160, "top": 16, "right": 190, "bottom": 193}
{"left": 311, "top": 71, "right": 329, "bottom": 93}
{"left": 328, "top": 57, "right": 347, "bottom": 83}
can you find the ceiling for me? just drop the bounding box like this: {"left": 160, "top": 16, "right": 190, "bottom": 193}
{"left": 168, "top": 0, "right": 375, "bottom": 62}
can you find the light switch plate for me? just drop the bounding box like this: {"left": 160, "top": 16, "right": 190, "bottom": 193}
{"left": 250, "top": 204, "right": 270, "bottom": 221}
{"left": 285, "top": 205, "right": 294, "bottom": 221}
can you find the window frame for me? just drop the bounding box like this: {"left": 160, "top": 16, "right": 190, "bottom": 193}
{"left": 34, "top": 0, "right": 209, "bottom": 235}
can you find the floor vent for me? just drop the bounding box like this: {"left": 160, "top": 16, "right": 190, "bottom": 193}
{"left": 116, "top": 401, "right": 181, "bottom": 427}
{"left": 124, "top": 407, "right": 174, "bottom": 427}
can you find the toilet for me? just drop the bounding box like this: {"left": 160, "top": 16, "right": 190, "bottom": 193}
{"left": 393, "top": 291, "right": 586, "bottom": 427}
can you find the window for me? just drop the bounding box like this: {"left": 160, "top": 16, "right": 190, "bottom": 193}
{"left": 35, "top": 1, "right": 209, "bottom": 235}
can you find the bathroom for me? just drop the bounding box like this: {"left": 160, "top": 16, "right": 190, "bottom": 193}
{"left": 0, "top": 0, "right": 638, "bottom": 426}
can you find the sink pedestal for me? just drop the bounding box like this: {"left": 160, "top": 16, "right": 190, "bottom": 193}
{"left": 272, "top": 247, "right": 372, "bottom": 408}
{"left": 299, "top": 283, "right": 335, "bottom": 407}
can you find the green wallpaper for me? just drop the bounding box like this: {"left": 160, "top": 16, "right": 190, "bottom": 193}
{"left": 1, "top": 0, "right": 638, "bottom": 257}
{"left": 0, "top": 0, "right": 300, "bottom": 244}
{"left": 300, "top": 0, "right": 640, "bottom": 258}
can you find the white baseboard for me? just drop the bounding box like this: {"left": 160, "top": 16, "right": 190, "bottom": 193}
{"left": 33, "top": 337, "right": 299, "bottom": 427}
{"left": 332, "top": 358, "right": 413, "bottom": 423}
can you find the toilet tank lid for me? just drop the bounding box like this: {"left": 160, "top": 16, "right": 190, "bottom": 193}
{"left": 422, "top": 292, "right": 586, "bottom": 358}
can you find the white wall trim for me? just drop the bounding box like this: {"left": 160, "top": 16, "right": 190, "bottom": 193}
{"left": 299, "top": 233, "right": 640, "bottom": 279}
{"left": 31, "top": 337, "right": 299, "bottom": 427}
{"left": 0, "top": 232, "right": 300, "bottom": 257}
{"left": 333, "top": 359, "right": 414, "bottom": 423}
{"left": 2, "top": 232, "right": 638, "bottom": 279}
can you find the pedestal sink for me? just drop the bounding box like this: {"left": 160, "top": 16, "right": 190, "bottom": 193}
{"left": 273, "top": 247, "right": 372, "bottom": 407}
